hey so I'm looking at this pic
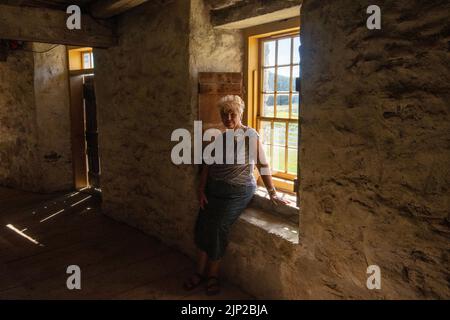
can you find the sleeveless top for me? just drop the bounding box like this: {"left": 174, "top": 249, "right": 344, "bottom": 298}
{"left": 207, "top": 126, "right": 259, "bottom": 186}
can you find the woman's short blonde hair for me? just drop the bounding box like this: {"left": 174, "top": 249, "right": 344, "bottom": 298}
{"left": 218, "top": 95, "right": 245, "bottom": 116}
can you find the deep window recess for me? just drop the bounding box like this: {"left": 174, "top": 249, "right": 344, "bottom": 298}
{"left": 257, "top": 32, "right": 300, "bottom": 192}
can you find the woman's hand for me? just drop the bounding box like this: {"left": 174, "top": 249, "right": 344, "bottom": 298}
{"left": 269, "top": 192, "right": 290, "bottom": 206}
{"left": 198, "top": 189, "right": 208, "bottom": 210}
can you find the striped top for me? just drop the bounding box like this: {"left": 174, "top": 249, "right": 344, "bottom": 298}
{"left": 207, "top": 126, "right": 259, "bottom": 186}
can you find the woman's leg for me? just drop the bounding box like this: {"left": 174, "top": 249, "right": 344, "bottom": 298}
{"left": 196, "top": 249, "right": 208, "bottom": 274}
{"left": 205, "top": 258, "right": 221, "bottom": 295}
{"left": 203, "top": 184, "right": 255, "bottom": 295}
{"left": 183, "top": 249, "right": 208, "bottom": 290}
{"left": 208, "top": 259, "right": 220, "bottom": 278}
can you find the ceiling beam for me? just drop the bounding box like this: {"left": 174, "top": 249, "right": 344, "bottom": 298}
{"left": 211, "top": 0, "right": 301, "bottom": 29}
{"left": 0, "top": 4, "right": 117, "bottom": 48}
{"left": 89, "top": 0, "right": 149, "bottom": 18}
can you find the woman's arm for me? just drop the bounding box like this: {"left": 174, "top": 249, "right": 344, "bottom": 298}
{"left": 198, "top": 165, "right": 209, "bottom": 209}
{"left": 255, "top": 139, "right": 289, "bottom": 205}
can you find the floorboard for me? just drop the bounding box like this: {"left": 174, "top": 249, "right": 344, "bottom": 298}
{"left": 0, "top": 187, "right": 254, "bottom": 300}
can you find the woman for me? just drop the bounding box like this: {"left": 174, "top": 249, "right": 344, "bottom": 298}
{"left": 183, "top": 95, "right": 288, "bottom": 295}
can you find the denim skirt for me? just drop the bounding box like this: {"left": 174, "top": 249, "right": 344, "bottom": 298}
{"left": 194, "top": 178, "right": 256, "bottom": 260}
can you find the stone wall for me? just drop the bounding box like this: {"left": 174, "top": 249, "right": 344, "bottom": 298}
{"left": 0, "top": 48, "right": 41, "bottom": 191}
{"left": 95, "top": 0, "right": 243, "bottom": 252}
{"left": 298, "top": 0, "right": 450, "bottom": 298}
{"left": 189, "top": 0, "right": 244, "bottom": 126}
{"left": 0, "top": 43, "right": 73, "bottom": 193}
{"left": 94, "top": 0, "right": 199, "bottom": 251}
{"left": 190, "top": 0, "right": 243, "bottom": 79}
{"left": 33, "top": 43, "right": 73, "bottom": 192}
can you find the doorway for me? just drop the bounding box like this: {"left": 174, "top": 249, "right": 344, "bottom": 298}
{"left": 83, "top": 75, "right": 101, "bottom": 189}
{"left": 67, "top": 47, "right": 101, "bottom": 192}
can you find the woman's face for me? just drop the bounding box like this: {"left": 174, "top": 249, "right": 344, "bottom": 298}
{"left": 221, "top": 109, "right": 242, "bottom": 129}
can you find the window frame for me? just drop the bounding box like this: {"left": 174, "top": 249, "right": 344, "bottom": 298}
{"left": 257, "top": 32, "right": 299, "bottom": 183}
{"left": 244, "top": 19, "right": 300, "bottom": 194}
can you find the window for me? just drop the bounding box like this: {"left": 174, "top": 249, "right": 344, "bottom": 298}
{"left": 68, "top": 47, "right": 94, "bottom": 71}
{"left": 257, "top": 32, "right": 300, "bottom": 191}
{"left": 82, "top": 51, "right": 94, "bottom": 69}
{"left": 245, "top": 18, "right": 300, "bottom": 194}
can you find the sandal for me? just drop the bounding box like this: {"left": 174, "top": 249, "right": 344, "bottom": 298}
{"left": 205, "top": 276, "right": 221, "bottom": 296}
{"left": 183, "top": 272, "right": 205, "bottom": 291}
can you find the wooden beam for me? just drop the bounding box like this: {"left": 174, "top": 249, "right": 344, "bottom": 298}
{"left": 89, "top": 0, "right": 149, "bottom": 18}
{"left": 0, "top": 4, "right": 117, "bottom": 48}
{"left": 211, "top": 0, "right": 301, "bottom": 29}
{"left": 69, "top": 68, "right": 95, "bottom": 76}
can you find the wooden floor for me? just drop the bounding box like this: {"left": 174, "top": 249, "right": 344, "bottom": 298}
{"left": 0, "top": 187, "right": 253, "bottom": 300}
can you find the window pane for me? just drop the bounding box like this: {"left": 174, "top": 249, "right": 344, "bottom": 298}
{"left": 262, "top": 144, "right": 271, "bottom": 167}
{"left": 273, "top": 122, "right": 286, "bottom": 146}
{"left": 260, "top": 121, "right": 272, "bottom": 144}
{"left": 291, "top": 93, "right": 299, "bottom": 118}
{"left": 277, "top": 66, "right": 290, "bottom": 92}
{"left": 264, "top": 40, "right": 276, "bottom": 66}
{"left": 262, "top": 94, "right": 274, "bottom": 117}
{"left": 273, "top": 146, "right": 286, "bottom": 172}
{"left": 293, "top": 36, "right": 300, "bottom": 64}
{"left": 276, "top": 94, "right": 290, "bottom": 118}
{"left": 287, "top": 148, "right": 298, "bottom": 175}
{"left": 83, "top": 53, "right": 90, "bottom": 69}
{"left": 263, "top": 68, "right": 275, "bottom": 92}
{"left": 90, "top": 52, "right": 94, "bottom": 68}
{"left": 288, "top": 123, "right": 298, "bottom": 147}
{"left": 277, "top": 38, "right": 291, "bottom": 65}
{"left": 292, "top": 65, "right": 299, "bottom": 91}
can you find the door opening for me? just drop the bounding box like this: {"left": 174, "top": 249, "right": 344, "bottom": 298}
{"left": 67, "top": 47, "right": 101, "bottom": 193}
{"left": 83, "top": 75, "right": 101, "bottom": 189}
